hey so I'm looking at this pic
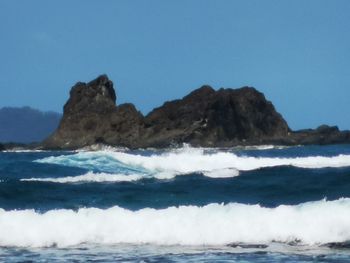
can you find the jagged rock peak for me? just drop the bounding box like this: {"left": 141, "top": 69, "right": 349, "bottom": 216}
{"left": 64, "top": 74, "right": 117, "bottom": 114}
{"left": 87, "top": 74, "right": 116, "bottom": 103}
{"left": 184, "top": 85, "right": 215, "bottom": 99}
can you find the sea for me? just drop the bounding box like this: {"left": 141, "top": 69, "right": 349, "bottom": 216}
{"left": 1, "top": 144, "right": 350, "bottom": 262}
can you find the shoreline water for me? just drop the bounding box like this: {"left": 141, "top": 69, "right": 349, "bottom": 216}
{"left": 1, "top": 144, "right": 350, "bottom": 261}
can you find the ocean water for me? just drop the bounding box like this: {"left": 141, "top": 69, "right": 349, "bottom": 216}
{"left": 1, "top": 145, "right": 350, "bottom": 262}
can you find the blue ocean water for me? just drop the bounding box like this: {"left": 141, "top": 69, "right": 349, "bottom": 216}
{"left": 1, "top": 144, "right": 350, "bottom": 262}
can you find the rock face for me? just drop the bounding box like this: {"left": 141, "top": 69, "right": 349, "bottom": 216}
{"left": 142, "top": 86, "right": 290, "bottom": 147}
{"left": 44, "top": 75, "right": 143, "bottom": 149}
{"left": 288, "top": 125, "right": 350, "bottom": 145}
{"left": 0, "top": 144, "right": 4, "bottom": 151}
{"left": 43, "top": 75, "right": 350, "bottom": 149}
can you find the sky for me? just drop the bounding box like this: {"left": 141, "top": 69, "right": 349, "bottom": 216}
{"left": 0, "top": 0, "right": 350, "bottom": 130}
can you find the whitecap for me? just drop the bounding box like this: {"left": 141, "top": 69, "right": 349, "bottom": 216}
{"left": 21, "top": 172, "right": 144, "bottom": 183}
{"left": 107, "top": 149, "right": 350, "bottom": 172}
{"left": 1, "top": 198, "right": 350, "bottom": 248}
{"left": 35, "top": 147, "right": 350, "bottom": 181}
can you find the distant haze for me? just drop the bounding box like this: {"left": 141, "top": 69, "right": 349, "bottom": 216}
{"left": 0, "top": 107, "right": 61, "bottom": 143}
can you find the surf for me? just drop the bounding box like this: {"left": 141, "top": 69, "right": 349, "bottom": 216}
{"left": 1, "top": 198, "right": 350, "bottom": 248}
{"left": 34, "top": 147, "right": 350, "bottom": 182}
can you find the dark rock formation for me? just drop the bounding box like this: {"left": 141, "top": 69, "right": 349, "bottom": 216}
{"left": 288, "top": 125, "right": 350, "bottom": 145}
{"left": 43, "top": 75, "right": 350, "bottom": 149}
{"left": 142, "top": 85, "right": 290, "bottom": 147}
{"left": 0, "top": 142, "right": 33, "bottom": 151}
{"left": 324, "top": 242, "right": 350, "bottom": 249}
{"left": 43, "top": 75, "right": 143, "bottom": 149}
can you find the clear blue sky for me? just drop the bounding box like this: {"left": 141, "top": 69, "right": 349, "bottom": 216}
{"left": 1, "top": 0, "right": 349, "bottom": 130}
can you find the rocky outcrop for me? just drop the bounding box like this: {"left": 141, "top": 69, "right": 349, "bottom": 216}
{"left": 0, "top": 142, "right": 33, "bottom": 151}
{"left": 142, "top": 86, "right": 290, "bottom": 147}
{"left": 43, "top": 75, "right": 350, "bottom": 149}
{"left": 288, "top": 125, "right": 350, "bottom": 145}
{"left": 43, "top": 75, "right": 144, "bottom": 149}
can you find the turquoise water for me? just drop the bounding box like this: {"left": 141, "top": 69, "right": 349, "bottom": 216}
{"left": 1, "top": 145, "right": 350, "bottom": 262}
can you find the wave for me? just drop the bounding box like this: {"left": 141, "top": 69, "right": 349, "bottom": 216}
{"left": 107, "top": 149, "right": 350, "bottom": 172}
{"left": 202, "top": 168, "right": 240, "bottom": 178}
{"left": 73, "top": 143, "right": 290, "bottom": 152}
{"left": 237, "top": 145, "right": 292, "bottom": 150}
{"left": 1, "top": 198, "right": 350, "bottom": 248}
{"left": 33, "top": 147, "right": 350, "bottom": 184}
{"left": 21, "top": 172, "right": 145, "bottom": 183}
{"left": 37, "top": 148, "right": 350, "bottom": 172}
{"left": 4, "top": 149, "right": 48, "bottom": 153}
{"left": 21, "top": 167, "right": 239, "bottom": 184}
{"left": 36, "top": 152, "right": 149, "bottom": 174}
{"left": 75, "top": 143, "right": 128, "bottom": 152}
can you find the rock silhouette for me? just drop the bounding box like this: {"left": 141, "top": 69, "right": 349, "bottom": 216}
{"left": 43, "top": 75, "right": 350, "bottom": 149}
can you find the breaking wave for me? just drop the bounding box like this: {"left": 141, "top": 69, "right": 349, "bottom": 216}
{"left": 21, "top": 172, "right": 144, "bottom": 183}
{"left": 1, "top": 198, "right": 350, "bottom": 248}
{"left": 107, "top": 150, "right": 350, "bottom": 171}
{"left": 36, "top": 147, "right": 350, "bottom": 176}
{"left": 21, "top": 168, "right": 240, "bottom": 183}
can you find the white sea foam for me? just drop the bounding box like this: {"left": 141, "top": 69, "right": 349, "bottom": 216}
{"left": 21, "top": 172, "right": 144, "bottom": 183}
{"left": 202, "top": 168, "right": 240, "bottom": 178}
{"left": 107, "top": 149, "right": 350, "bottom": 172}
{"left": 35, "top": 147, "right": 350, "bottom": 181}
{"left": 239, "top": 145, "right": 291, "bottom": 150}
{"left": 75, "top": 144, "right": 128, "bottom": 152}
{"left": 4, "top": 149, "right": 48, "bottom": 153}
{"left": 35, "top": 152, "right": 146, "bottom": 174}
{"left": 20, "top": 169, "right": 238, "bottom": 183}
{"left": 1, "top": 199, "right": 350, "bottom": 248}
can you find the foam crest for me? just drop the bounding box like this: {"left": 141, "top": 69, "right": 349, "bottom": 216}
{"left": 240, "top": 145, "right": 290, "bottom": 150}
{"left": 36, "top": 152, "right": 147, "bottom": 174}
{"left": 4, "top": 149, "right": 47, "bottom": 153}
{"left": 202, "top": 168, "right": 240, "bottom": 178}
{"left": 108, "top": 149, "right": 350, "bottom": 172}
{"left": 21, "top": 172, "right": 144, "bottom": 183}
{"left": 19, "top": 169, "right": 236, "bottom": 183}
{"left": 1, "top": 199, "right": 350, "bottom": 248}
{"left": 36, "top": 148, "right": 350, "bottom": 180}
